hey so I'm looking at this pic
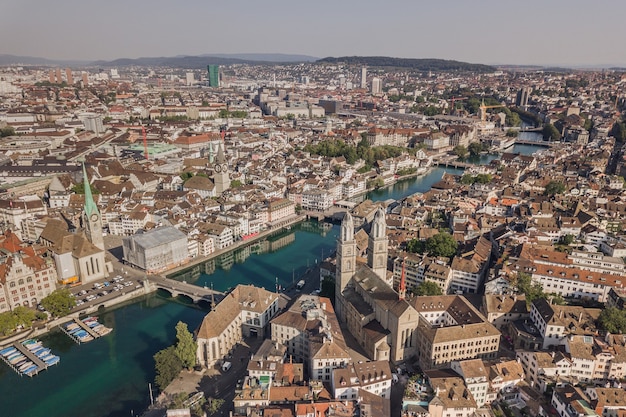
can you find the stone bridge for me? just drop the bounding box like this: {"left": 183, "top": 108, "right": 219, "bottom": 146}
{"left": 147, "top": 275, "right": 224, "bottom": 305}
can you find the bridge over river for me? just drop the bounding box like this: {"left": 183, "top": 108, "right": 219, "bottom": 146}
{"left": 147, "top": 275, "right": 224, "bottom": 304}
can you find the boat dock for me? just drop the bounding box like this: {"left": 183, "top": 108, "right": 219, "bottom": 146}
{"left": 12, "top": 342, "right": 48, "bottom": 373}
{"left": 0, "top": 339, "right": 60, "bottom": 377}
{"left": 60, "top": 317, "right": 112, "bottom": 344}
{"left": 75, "top": 318, "right": 100, "bottom": 339}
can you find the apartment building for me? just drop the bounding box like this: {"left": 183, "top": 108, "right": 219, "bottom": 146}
{"left": 331, "top": 360, "right": 392, "bottom": 400}
{"left": 271, "top": 295, "right": 350, "bottom": 382}
{"left": 529, "top": 299, "right": 601, "bottom": 349}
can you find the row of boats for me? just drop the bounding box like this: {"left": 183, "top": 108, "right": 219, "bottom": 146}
{"left": 0, "top": 339, "right": 60, "bottom": 377}
{"left": 62, "top": 316, "right": 113, "bottom": 343}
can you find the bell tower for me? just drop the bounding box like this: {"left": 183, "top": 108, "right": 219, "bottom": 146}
{"left": 368, "top": 207, "right": 388, "bottom": 284}
{"left": 335, "top": 212, "right": 356, "bottom": 318}
{"left": 212, "top": 142, "right": 230, "bottom": 195}
{"left": 82, "top": 163, "right": 104, "bottom": 251}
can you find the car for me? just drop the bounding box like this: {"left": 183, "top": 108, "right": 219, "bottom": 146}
{"left": 124, "top": 281, "right": 132, "bottom": 287}
{"left": 76, "top": 300, "right": 84, "bottom": 307}
{"left": 99, "top": 291, "right": 108, "bottom": 297}
{"left": 103, "top": 281, "right": 110, "bottom": 287}
{"left": 78, "top": 290, "right": 87, "bottom": 296}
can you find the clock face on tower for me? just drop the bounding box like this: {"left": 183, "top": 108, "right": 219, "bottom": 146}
{"left": 221, "top": 164, "right": 228, "bottom": 172}
{"left": 91, "top": 213, "right": 99, "bottom": 222}
{"left": 214, "top": 165, "right": 221, "bottom": 173}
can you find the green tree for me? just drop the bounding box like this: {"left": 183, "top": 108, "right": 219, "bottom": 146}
{"left": 180, "top": 172, "right": 194, "bottom": 181}
{"left": 425, "top": 232, "right": 458, "bottom": 258}
{"left": 460, "top": 174, "right": 475, "bottom": 185}
{"left": 154, "top": 346, "right": 183, "bottom": 390}
{"left": 453, "top": 145, "right": 468, "bottom": 160}
{"left": 516, "top": 272, "right": 546, "bottom": 304}
{"left": 406, "top": 239, "right": 425, "bottom": 253}
{"left": 468, "top": 142, "right": 483, "bottom": 157}
{"left": 41, "top": 288, "right": 76, "bottom": 317}
{"left": 174, "top": 321, "right": 197, "bottom": 370}
{"left": 560, "top": 234, "right": 575, "bottom": 245}
{"left": 412, "top": 281, "right": 443, "bottom": 296}
{"left": 542, "top": 123, "right": 561, "bottom": 141}
{"left": 544, "top": 180, "right": 566, "bottom": 196}
{"left": 206, "top": 398, "right": 225, "bottom": 415}
{"left": 0, "top": 311, "right": 18, "bottom": 336}
{"left": 598, "top": 307, "right": 626, "bottom": 334}
{"left": 506, "top": 129, "right": 519, "bottom": 137}
{"left": 0, "top": 126, "right": 15, "bottom": 137}
{"left": 230, "top": 179, "right": 243, "bottom": 188}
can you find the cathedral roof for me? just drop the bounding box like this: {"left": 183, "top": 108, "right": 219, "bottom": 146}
{"left": 351, "top": 264, "right": 411, "bottom": 318}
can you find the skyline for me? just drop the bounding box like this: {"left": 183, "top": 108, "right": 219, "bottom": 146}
{"left": 2, "top": 0, "right": 626, "bottom": 66}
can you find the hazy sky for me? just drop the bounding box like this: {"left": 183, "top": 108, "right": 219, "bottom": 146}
{"left": 2, "top": 0, "right": 625, "bottom": 66}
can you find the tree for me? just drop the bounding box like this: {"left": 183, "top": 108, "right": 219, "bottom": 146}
{"left": 598, "top": 307, "right": 626, "bottom": 334}
{"left": 542, "top": 124, "right": 561, "bottom": 141}
{"left": 425, "top": 232, "right": 458, "bottom": 258}
{"left": 412, "top": 281, "right": 443, "bottom": 296}
{"left": 406, "top": 239, "right": 425, "bottom": 254}
{"left": 154, "top": 346, "right": 183, "bottom": 390}
{"left": 453, "top": 145, "right": 468, "bottom": 160}
{"left": 230, "top": 179, "right": 243, "bottom": 188}
{"left": 206, "top": 398, "right": 225, "bottom": 415}
{"left": 174, "top": 321, "right": 197, "bottom": 370}
{"left": 468, "top": 142, "right": 483, "bottom": 157}
{"left": 544, "top": 180, "right": 566, "bottom": 196}
{"left": 506, "top": 129, "right": 519, "bottom": 138}
{"left": 41, "top": 289, "right": 76, "bottom": 317}
{"left": 0, "top": 126, "right": 15, "bottom": 137}
{"left": 560, "top": 234, "right": 575, "bottom": 245}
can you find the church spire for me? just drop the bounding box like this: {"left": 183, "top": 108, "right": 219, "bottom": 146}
{"left": 216, "top": 141, "right": 226, "bottom": 164}
{"left": 83, "top": 163, "right": 99, "bottom": 218}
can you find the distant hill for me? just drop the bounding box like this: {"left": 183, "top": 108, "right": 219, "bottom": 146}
{"left": 316, "top": 56, "right": 496, "bottom": 72}
{"left": 201, "top": 53, "right": 318, "bottom": 62}
{"left": 0, "top": 54, "right": 90, "bottom": 66}
{"left": 90, "top": 53, "right": 318, "bottom": 68}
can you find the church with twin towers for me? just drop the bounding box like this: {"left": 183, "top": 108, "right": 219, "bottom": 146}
{"left": 335, "top": 207, "right": 419, "bottom": 364}
{"left": 334, "top": 207, "right": 501, "bottom": 369}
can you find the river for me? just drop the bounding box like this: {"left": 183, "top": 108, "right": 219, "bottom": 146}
{"left": 0, "top": 143, "right": 546, "bottom": 417}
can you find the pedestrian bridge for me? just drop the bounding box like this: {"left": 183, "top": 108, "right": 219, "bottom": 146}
{"left": 147, "top": 275, "right": 224, "bottom": 305}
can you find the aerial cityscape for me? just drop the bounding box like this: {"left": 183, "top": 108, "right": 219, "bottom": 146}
{"left": 2, "top": 3, "right": 626, "bottom": 417}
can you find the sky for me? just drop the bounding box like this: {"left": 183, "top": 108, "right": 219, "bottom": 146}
{"left": 1, "top": 0, "right": 625, "bottom": 66}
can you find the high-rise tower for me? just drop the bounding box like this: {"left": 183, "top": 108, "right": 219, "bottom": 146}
{"left": 82, "top": 163, "right": 104, "bottom": 251}
{"left": 207, "top": 65, "right": 220, "bottom": 87}
{"left": 368, "top": 207, "right": 388, "bottom": 283}
{"left": 360, "top": 67, "right": 367, "bottom": 89}
{"left": 212, "top": 142, "right": 230, "bottom": 195}
{"left": 335, "top": 212, "right": 356, "bottom": 318}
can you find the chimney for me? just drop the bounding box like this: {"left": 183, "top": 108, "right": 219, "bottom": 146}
{"left": 578, "top": 311, "right": 583, "bottom": 323}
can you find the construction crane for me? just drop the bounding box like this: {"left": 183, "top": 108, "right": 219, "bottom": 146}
{"left": 446, "top": 96, "right": 467, "bottom": 115}
{"left": 479, "top": 99, "right": 506, "bottom": 122}
{"left": 142, "top": 125, "right": 149, "bottom": 160}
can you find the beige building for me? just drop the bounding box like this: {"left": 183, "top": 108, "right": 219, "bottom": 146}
{"left": 271, "top": 295, "right": 351, "bottom": 382}
{"left": 425, "top": 369, "right": 478, "bottom": 417}
{"left": 0, "top": 230, "right": 57, "bottom": 312}
{"left": 196, "top": 284, "right": 280, "bottom": 368}
{"left": 411, "top": 295, "right": 501, "bottom": 370}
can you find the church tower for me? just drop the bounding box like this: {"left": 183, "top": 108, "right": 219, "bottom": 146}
{"left": 368, "top": 207, "right": 389, "bottom": 284}
{"left": 212, "top": 142, "right": 230, "bottom": 195}
{"left": 335, "top": 212, "right": 356, "bottom": 318}
{"left": 82, "top": 163, "right": 104, "bottom": 251}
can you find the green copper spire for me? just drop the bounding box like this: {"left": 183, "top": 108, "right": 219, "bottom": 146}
{"left": 82, "top": 163, "right": 99, "bottom": 217}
